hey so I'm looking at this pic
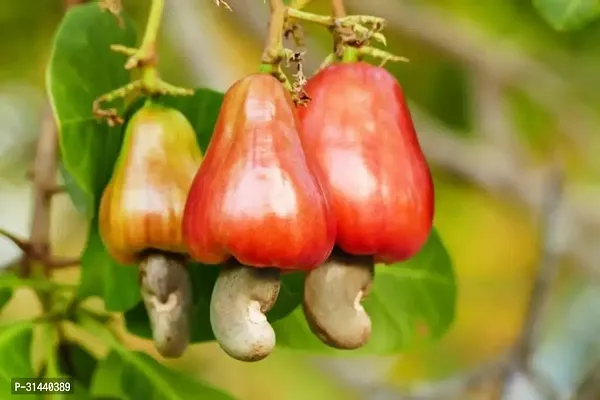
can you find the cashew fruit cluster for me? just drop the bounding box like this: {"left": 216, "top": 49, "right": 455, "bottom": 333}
{"left": 98, "top": 62, "right": 433, "bottom": 362}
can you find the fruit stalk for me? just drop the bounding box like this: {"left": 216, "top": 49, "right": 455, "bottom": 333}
{"left": 258, "top": 0, "right": 292, "bottom": 90}
{"left": 330, "top": 0, "right": 359, "bottom": 63}
{"left": 138, "top": 0, "right": 164, "bottom": 63}
{"left": 93, "top": 0, "right": 193, "bottom": 125}
{"left": 331, "top": 0, "right": 346, "bottom": 17}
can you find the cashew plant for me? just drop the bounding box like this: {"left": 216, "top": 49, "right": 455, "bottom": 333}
{"left": 0, "top": 1, "right": 461, "bottom": 398}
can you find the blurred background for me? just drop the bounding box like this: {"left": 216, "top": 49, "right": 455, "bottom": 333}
{"left": 1, "top": 0, "right": 600, "bottom": 399}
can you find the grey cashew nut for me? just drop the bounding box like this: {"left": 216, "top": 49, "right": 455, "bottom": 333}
{"left": 210, "top": 262, "right": 281, "bottom": 362}
{"left": 139, "top": 251, "right": 192, "bottom": 358}
{"left": 303, "top": 250, "right": 375, "bottom": 350}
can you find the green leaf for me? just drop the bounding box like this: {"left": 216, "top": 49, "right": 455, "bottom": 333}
{"left": 92, "top": 350, "right": 236, "bottom": 400}
{"left": 0, "top": 322, "right": 39, "bottom": 399}
{"left": 67, "top": 382, "right": 95, "bottom": 400}
{"left": 57, "top": 341, "right": 98, "bottom": 388}
{"left": 46, "top": 3, "right": 136, "bottom": 212}
{"left": 0, "top": 287, "right": 12, "bottom": 312}
{"left": 272, "top": 228, "right": 457, "bottom": 355}
{"left": 59, "top": 161, "right": 91, "bottom": 219}
{"left": 77, "top": 218, "right": 140, "bottom": 312}
{"left": 533, "top": 0, "right": 600, "bottom": 31}
{"left": 90, "top": 351, "right": 130, "bottom": 400}
{"left": 124, "top": 265, "right": 303, "bottom": 343}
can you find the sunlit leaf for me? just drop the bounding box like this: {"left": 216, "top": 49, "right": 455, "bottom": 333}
{"left": 91, "top": 350, "right": 236, "bottom": 400}
{"left": 46, "top": 3, "right": 136, "bottom": 212}
{"left": 0, "top": 322, "right": 39, "bottom": 399}
{"left": 77, "top": 219, "right": 140, "bottom": 312}
{"left": 57, "top": 341, "right": 99, "bottom": 389}
{"left": 533, "top": 0, "right": 600, "bottom": 31}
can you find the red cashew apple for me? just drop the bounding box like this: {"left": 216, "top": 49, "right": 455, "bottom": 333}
{"left": 296, "top": 62, "right": 435, "bottom": 349}
{"left": 182, "top": 73, "right": 335, "bottom": 361}
{"left": 99, "top": 103, "right": 202, "bottom": 358}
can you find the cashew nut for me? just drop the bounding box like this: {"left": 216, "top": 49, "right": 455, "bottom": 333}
{"left": 303, "top": 250, "right": 375, "bottom": 349}
{"left": 139, "top": 251, "right": 192, "bottom": 358}
{"left": 210, "top": 262, "right": 281, "bottom": 362}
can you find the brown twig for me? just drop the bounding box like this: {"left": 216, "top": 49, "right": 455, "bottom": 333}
{"left": 261, "top": 0, "right": 288, "bottom": 65}
{"left": 514, "top": 167, "right": 563, "bottom": 364}
{"left": 330, "top": 0, "right": 356, "bottom": 55}
{"left": 22, "top": 105, "right": 60, "bottom": 277}
{"left": 393, "top": 354, "right": 511, "bottom": 400}
{"left": 5, "top": 0, "right": 85, "bottom": 279}
{"left": 493, "top": 166, "right": 563, "bottom": 400}
{"left": 0, "top": 228, "right": 30, "bottom": 254}
{"left": 331, "top": 0, "right": 347, "bottom": 18}
{"left": 48, "top": 257, "right": 81, "bottom": 269}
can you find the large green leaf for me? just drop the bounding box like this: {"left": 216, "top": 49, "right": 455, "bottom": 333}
{"left": 46, "top": 3, "right": 136, "bottom": 212}
{"left": 89, "top": 350, "right": 129, "bottom": 400}
{"left": 91, "top": 350, "right": 235, "bottom": 400}
{"left": 80, "top": 310, "right": 235, "bottom": 400}
{"left": 0, "top": 322, "right": 39, "bottom": 399}
{"left": 0, "top": 287, "right": 12, "bottom": 313}
{"left": 125, "top": 265, "right": 303, "bottom": 343}
{"left": 59, "top": 161, "right": 91, "bottom": 219}
{"left": 77, "top": 219, "right": 140, "bottom": 312}
{"left": 533, "top": 0, "right": 600, "bottom": 31}
{"left": 57, "top": 341, "right": 98, "bottom": 389}
{"left": 272, "top": 228, "right": 457, "bottom": 355}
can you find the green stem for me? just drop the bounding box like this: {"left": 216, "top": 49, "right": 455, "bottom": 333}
{"left": 43, "top": 322, "right": 60, "bottom": 377}
{"left": 260, "top": 0, "right": 287, "bottom": 67}
{"left": 287, "top": 8, "right": 334, "bottom": 26}
{"left": 138, "top": 0, "right": 165, "bottom": 89}
{"left": 287, "top": 9, "right": 385, "bottom": 26}
{"left": 139, "top": 0, "right": 164, "bottom": 55}
{"left": 141, "top": 67, "right": 161, "bottom": 90}
{"left": 331, "top": 0, "right": 354, "bottom": 62}
{"left": 259, "top": 0, "right": 294, "bottom": 90}
{"left": 94, "top": 0, "right": 193, "bottom": 124}
{"left": 341, "top": 46, "right": 359, "bottom": 62}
